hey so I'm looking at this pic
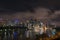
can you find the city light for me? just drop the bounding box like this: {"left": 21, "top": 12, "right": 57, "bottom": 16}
{"left": 0, "top": 18, "right": 59, "bottom": 40}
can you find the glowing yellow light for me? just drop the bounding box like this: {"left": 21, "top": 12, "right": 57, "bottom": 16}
{"left": 34, "top": 26, "right": 40, "bottom": 32}
{"left": 43, "top": 26, "right": 48, "bottom": 32}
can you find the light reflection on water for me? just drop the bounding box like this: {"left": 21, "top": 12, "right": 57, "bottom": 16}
{"left": 0, "top": 29, "right": 35, "bottom": 40}
{"left": 0, "top": 27, "right": 59, "bottom": 40}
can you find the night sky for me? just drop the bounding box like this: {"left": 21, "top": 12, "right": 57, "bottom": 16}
{"left": 0, "top": 0, "right": 60, "bottom": 12}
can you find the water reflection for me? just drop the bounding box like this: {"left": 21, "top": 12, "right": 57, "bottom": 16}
{"left": 0, "top": 27, "right": 59, "bottom": 40}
